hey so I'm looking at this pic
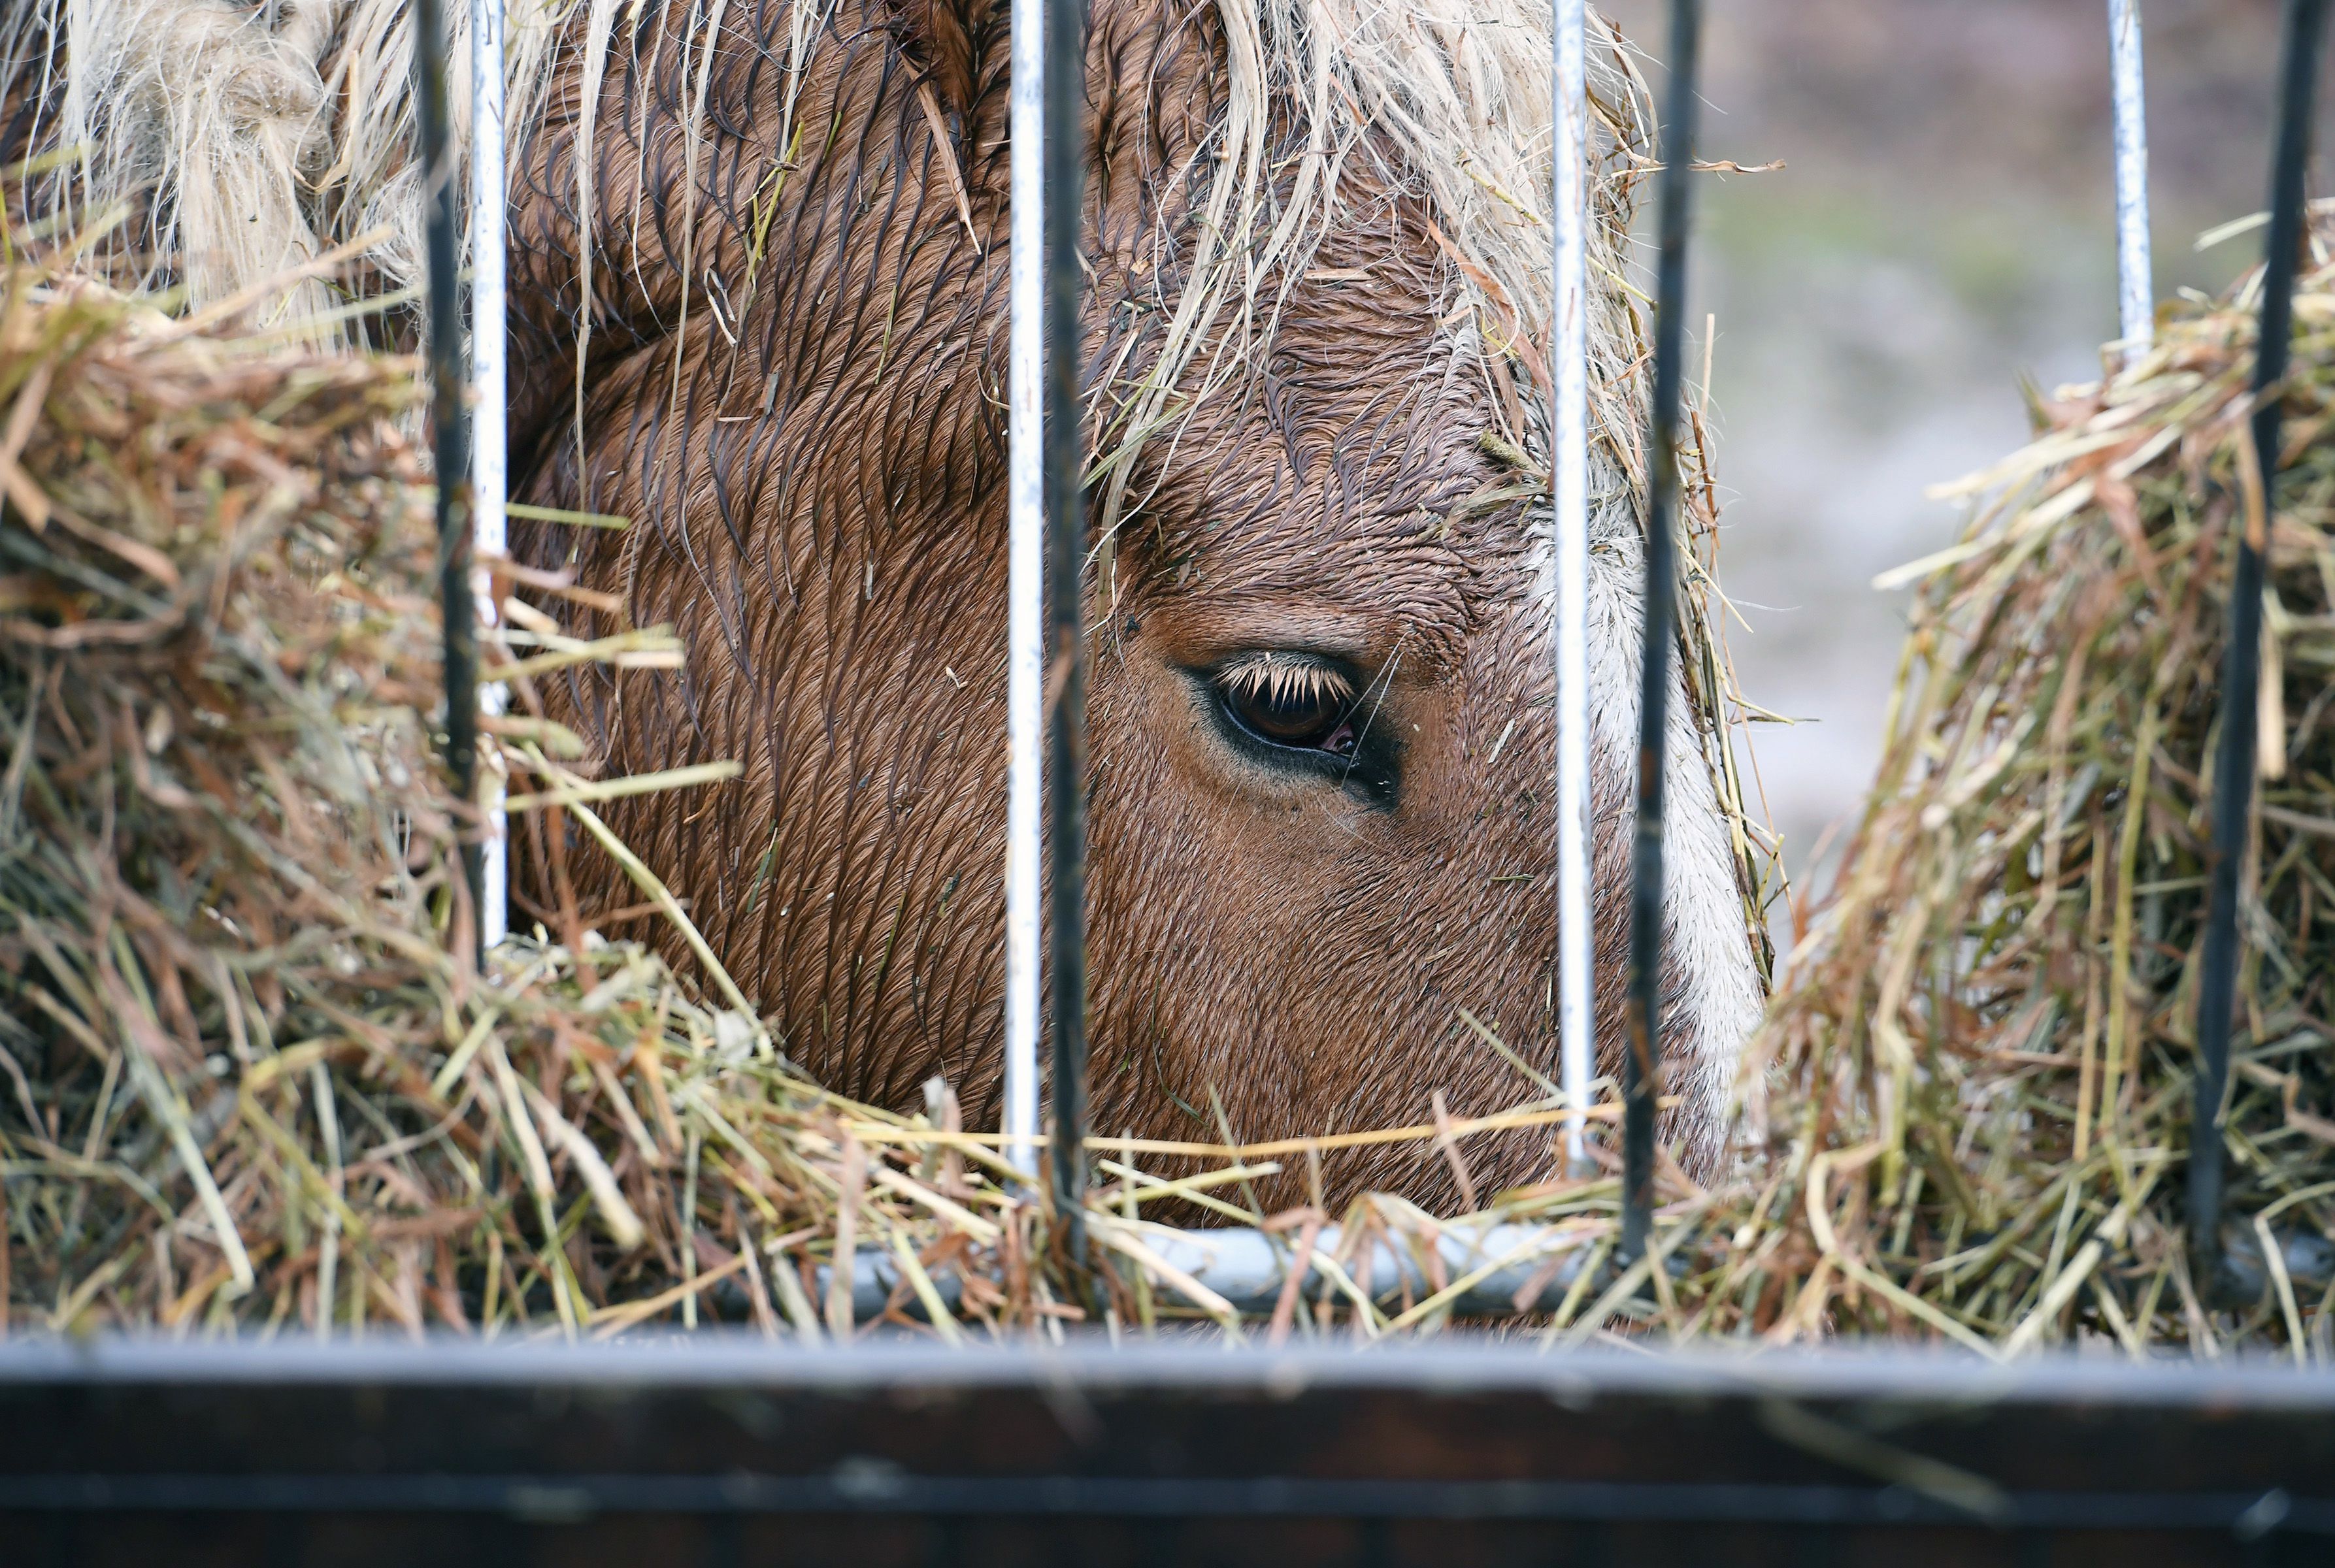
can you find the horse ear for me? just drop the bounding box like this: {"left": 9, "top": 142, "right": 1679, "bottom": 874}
{"left": 887, "top": 0, "right": 1003, "bottom": 130}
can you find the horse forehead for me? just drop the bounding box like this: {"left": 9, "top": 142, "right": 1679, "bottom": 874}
{"left": 1168, "top": 350, "right": 1511, "bottom": 585}
{"left": 1172, "top": 491, "right": 1527, "bottom": 664}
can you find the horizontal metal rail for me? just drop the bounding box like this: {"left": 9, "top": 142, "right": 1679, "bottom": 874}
{"left": 821, "top": 1212, "right": 2330, "bottom": 1324}
{"left": 0, "top": 1471, "right": 2322, "bottom": 1532}
{"left": 11, "top": 1337, "right": 2335, "bottom": 1401}
{"left": 4, "top": 1341, "right": 2332, "bottom": 1558}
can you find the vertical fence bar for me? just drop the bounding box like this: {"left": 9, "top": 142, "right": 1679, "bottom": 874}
{"left": 414, "top": 0, "right": 480, "bottom": 957}
{"left": 1044, "top": 0, "right": 1091, "bottom": 1260}
{"left": 2191, "top": 0, "right": 2327, "bottom": 1285}
{"left": 1004, "top": 0, "right": 1046, "bottom": 1178}
{"left": 471, "top": 0, "right": 509, "bottom": 953}
{"left": 2108, "top": 0, "right": 2153, "bottom": 353}
{"left": 1552, "top": 0, "right": 1594, "bottom": 1175}
{"left": 1621, "top": 0, "right": 1701, "bottom": 1266}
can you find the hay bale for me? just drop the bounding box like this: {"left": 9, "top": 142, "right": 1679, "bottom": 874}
{"left": 1681, "top": 235, "right": 2335, "bottom": 1356}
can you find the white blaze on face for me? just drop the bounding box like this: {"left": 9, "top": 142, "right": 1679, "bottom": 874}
{"left": 1525, "top": 458, "right": 1765, "bottom": 1167}
{"left": 1581, "top": 479, "right": 1765, "bottom": 1160}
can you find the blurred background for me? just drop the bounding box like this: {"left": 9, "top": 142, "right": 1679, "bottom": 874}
{"left": 1597, "top": 0, "right": 2308, "bottom": 943}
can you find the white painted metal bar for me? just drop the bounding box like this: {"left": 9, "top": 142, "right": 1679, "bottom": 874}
{"left": 2109, "top": 0, "right": 2153, "bottom": 351}
{"left": 471, "top": 0, "right": 510, "bottom": 951}
{"left": 1003, "top": 0, "right": 1046, "bottom": 1176}
{"left": 830, "top": 1218, "right": 1597, "bottom": 1320}
{"left": 1553, "top": 0, "right": 1594, "bottom": 1174}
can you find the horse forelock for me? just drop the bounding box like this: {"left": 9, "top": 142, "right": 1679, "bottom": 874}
{"left": 1078, "top": 0, "right": 1655, "bottom": 540}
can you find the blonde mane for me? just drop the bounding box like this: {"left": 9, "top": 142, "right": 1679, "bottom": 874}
{"left": 12, "top": 0, "right": 560, "bottom": 339}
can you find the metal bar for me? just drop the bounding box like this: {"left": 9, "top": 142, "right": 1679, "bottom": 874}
{"left": 17, "top": 1336, "right": 2335, "bottom": 1405}
{"left": 429, "top": 1220, "right": 1606, "bottom": 1324}
{"left": 471, "top": 0, "right": 509, "bottom": 953}
{"left": 414, "top": 0, "right": 480, "bottom": 958}
{"left": 855, "top": 1213, "right": 2330, "bottom": 1324}
{"left": 808, "top": 1220, "right": 1597, "bottom": 1322}
{"left": 1621, "top": 0, "right": 1701, "bottom": 1266}
{"left": 1003, "top": 0, "right": 1045, "bottom": 1178}
{"left": 1552, "top": 0, "right": 1593, "bottom": 1175}
{"left": 1043, "top": 0, "right": 1091, "bottom": 1265}
{"left": 5, "top": 1471, "right": 2330, "bottom": 1531}
{"left": 2191, "top": 0, "right": 2327, "bottom": 1284}
{"left": 10, "top": 1341, "right": 2335, "bottom": 1546}
{"left": 2108, "top": 0, "right": 2153, "bottom": 353}
{"left": 248, "top": 1210, "right": 2328, "bottom": 1328}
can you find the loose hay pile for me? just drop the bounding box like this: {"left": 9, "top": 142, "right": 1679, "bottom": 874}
{"left": 1682, "top": 238, "right": 2335, "bottom": 1358}
{"left": 0, "top": 271, "right": 1010, "bottom": 1337}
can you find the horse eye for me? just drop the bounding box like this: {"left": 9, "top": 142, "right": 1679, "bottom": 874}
{"left": 1216, "top": 660, "right": 1360, "bottom": 757}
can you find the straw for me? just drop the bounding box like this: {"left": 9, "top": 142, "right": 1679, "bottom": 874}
{"left": 1682, "top": 228, "right": 2335, "bottom": 1356}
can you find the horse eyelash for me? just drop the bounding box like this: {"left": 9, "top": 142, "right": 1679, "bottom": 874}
{"left": 1214, "top": 654, "right": 1356, "bottom": 710}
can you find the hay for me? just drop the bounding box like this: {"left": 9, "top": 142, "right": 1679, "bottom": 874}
{"left": 0, "top": 266, "right": 940, "bottom": 1337}
{"left": 0, "top": 264, "right": 1118, "bottom": 1341}
{"left": 1668, "top": 234, "right": 2335, "bottom": 1358}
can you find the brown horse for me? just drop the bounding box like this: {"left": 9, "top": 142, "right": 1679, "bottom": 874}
{"left": 16, "top": 0, "right": 1766, "bottom": 1207}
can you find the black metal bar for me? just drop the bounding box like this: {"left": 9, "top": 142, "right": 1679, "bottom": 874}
{"left": 9, "top": 1341, "right": 2335, "bottom": 1560}
{"left": 412, "top": 0, "right": 481, "bottom": 960}
{"left": 2191, "top": 0, "right": 2326, "bottom": 1286}
{"left": 2, "top": 1471, "right": 2330, "bottom": 1532}
{"left": 1621, "top": 0, "right": 1702, "bottom": 1267}
{"left": 1044, "top": 0, "right": 1091, "bottom": 1269}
